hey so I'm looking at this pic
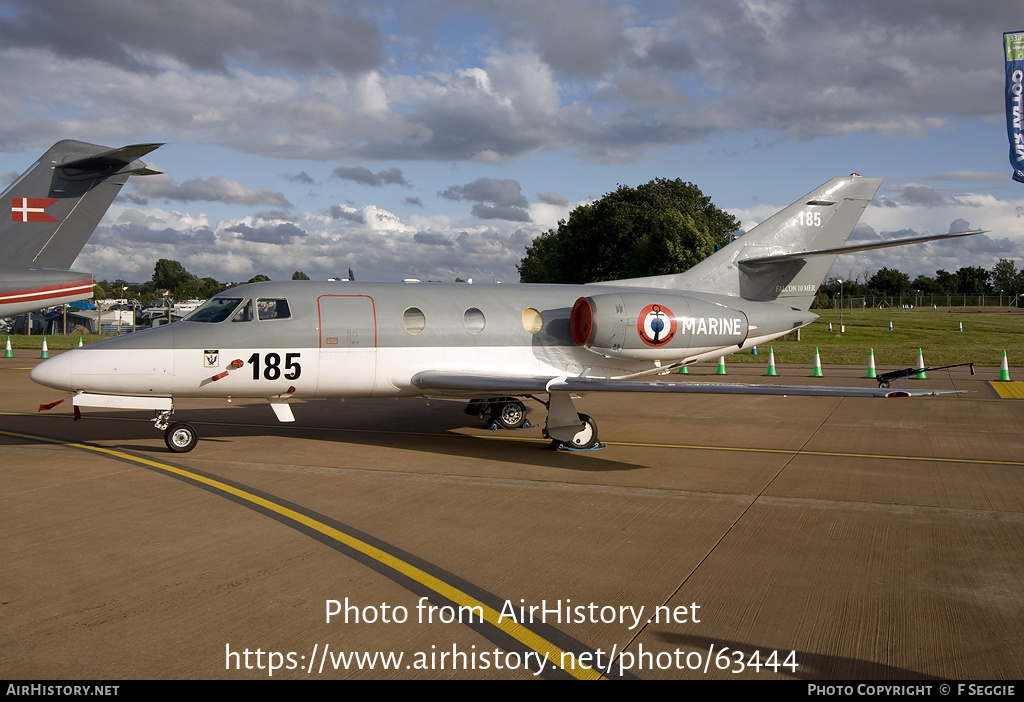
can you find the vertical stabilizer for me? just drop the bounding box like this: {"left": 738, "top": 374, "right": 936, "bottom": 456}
{"left": 603, "top": 175, "right": 881, "bottom": 311}
{"left": 2, "top": 140, "right": 162, "bottom": 269}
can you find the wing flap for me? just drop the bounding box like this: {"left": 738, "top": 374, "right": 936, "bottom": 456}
{"left": 412, "top": 371, "right": 550, "bottom": 393}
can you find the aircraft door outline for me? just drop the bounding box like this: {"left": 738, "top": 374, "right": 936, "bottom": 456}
{"left": 316, "top": 294, "right": 378, "bottom": 396}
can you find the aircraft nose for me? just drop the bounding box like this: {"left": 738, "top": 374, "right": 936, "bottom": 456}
{"left": 30, "top": 351, "right": 73, "bottom": 391}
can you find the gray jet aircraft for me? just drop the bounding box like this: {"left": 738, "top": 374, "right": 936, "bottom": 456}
{"left": 1, "top": 140, "right": 162, "bottom": 317}
{"left": 30, "top": 174, "right": 976, "bottom": 452}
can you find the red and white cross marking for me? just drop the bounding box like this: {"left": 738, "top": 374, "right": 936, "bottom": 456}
{"left": 11, "top": 197, "right": 60, "bottom": 223}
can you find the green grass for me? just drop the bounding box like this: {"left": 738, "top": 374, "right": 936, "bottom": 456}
{"left": 4, "top": 333, "right": 114, "bottom": 351}
{"left": 732, "top": 307, "right": 1024, "bottom": 367}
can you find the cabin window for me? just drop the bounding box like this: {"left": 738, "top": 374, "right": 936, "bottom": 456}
{"left": 522, "top": 307, "right": 543, "bottom": 334}
{"left": 257, "top": 298, "right": 291, "bottom": 320}
{"left": 463, "top": 307, "right": 486, "bottom": 334}
{"left": 232, "top": 300, "right": 254, "bottom": 323}
{"left": 185, "top": 297, "right": 242, "bottom": 323}
{"left": 403, "top": 306, "right": 426, "bottom": 335}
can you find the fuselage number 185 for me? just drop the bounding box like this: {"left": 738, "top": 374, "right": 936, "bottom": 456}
{"left": 247, "top": 352, "right": 302, "bottom": 381}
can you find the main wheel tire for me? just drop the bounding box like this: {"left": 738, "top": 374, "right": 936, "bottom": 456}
{"left": 165, "top": 422, "right": 198, "bottom": 453}
{"left": 493, "top": 400, "right": 527, "bottom": 429}
{"left": 567, "top": 413, "right": 599, "bottom": 450}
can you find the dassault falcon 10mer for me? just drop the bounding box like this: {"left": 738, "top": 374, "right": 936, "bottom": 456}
{"left": 31, "top": 175, "right": 976, "bottom": 452}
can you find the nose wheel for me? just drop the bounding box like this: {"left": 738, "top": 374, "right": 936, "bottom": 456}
{"left": 164, "top": 422, "right": 198, "bottom": 453}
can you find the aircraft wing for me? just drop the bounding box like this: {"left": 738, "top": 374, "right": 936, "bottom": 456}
{"left": 411, "top": 371, "right": 960, "bottom": 398}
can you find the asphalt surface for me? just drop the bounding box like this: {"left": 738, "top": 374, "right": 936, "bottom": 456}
{"left": 2, "top": 351, "right": 1022, "bottom": 680}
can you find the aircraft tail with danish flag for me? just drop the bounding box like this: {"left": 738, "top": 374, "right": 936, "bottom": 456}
{"left": 0, "top": 140, "right": 161, "bottom": 317}
{"left": 4, "top": 140, "right": 162, "bottom": 268}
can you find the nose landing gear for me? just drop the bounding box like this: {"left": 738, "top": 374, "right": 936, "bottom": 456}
{"left": 154, "top": 409, "right": 198, "bottom": 453}
{"left": 164, "top": 422, "right": 198, "bottom": 453}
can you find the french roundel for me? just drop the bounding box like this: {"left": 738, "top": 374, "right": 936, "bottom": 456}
{"left": 637, "top": 303, "right": 676, "bottom": 347}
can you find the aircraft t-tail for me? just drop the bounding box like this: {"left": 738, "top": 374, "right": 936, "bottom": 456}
{"left": 30, "top": 175, "right": 977, "bottom": 452}
{"left": 1, "top": 140, "right": 162, "bottom": 317}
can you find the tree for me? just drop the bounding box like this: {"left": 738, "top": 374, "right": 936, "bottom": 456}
{"left": 199, "top": 277, "right": 225, "bottom": 298}
{"left": 934, "top": 269, "right": 959, "bottom": 295}
{"left": 146, "top": 259, "right": 226, "bottom": 301}
{"left": 516, "top": 229, "right": 560, "bottom": 283}
{"left": 813, "top": 276, "right": 867, "bottom": 309}
{"left": 173, "top": 274, "right": 204, "bottom": 300}
{"left": 517, "top": 178, "right": 739, "bottom": 284}
{"left": 911, "top": 274, "right": 940, "bottom": 295}
{"left": 152, "top": 259, "right": 192, "bottom": 291}
{"left": 991, "top": 259, "right": 1021, "bottom": 294}
{"left": 956, "top": 266, "right": 992, "bottom": 295}
{"left": 291, "top": 271, "right": 310, "bottom": 280}
{"left": 868, "top": 267, "right": 911, "bottom": 297}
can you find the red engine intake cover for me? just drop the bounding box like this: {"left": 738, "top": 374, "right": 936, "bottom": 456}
{"left": 570, "top": 297, "right": 594, "bottom": 346}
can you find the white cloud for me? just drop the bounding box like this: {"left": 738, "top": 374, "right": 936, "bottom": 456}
{"left": 130, "top": 173, "right": 291, "bottom": 207}
{"left": 4, "top": 0, "right": 1022, "bottom": 291}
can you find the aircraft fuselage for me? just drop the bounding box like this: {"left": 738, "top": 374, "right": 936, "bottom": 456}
{"left": 30, "top": 279, "right": 815, "bottom": 400}
{"left": 0, "top": 265, "right": 94, "bottom": 317}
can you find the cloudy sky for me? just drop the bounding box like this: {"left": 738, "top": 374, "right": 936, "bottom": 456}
{"left": 1, "top": 0, "right": 1022, "bottom": 285}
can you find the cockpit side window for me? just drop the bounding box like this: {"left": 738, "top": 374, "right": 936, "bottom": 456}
{"left": 232, "top": 299, "right": 254, "bottom": 323}
{"left": 257, "top": 298, "right": 291, "bottom": 320}
{"left": 184, "top": 298, "right": 243, "bottom": 323}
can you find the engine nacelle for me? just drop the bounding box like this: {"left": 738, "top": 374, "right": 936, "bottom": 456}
{"left": 570, "top": 292, "right": 748, "bottom": 361}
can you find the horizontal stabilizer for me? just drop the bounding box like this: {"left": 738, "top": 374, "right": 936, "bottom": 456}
{"left": 55, "top": 143, "right": 164, "bottom": 180}
{"left": 739, "top": 230, "right": 985, "bottom": 266}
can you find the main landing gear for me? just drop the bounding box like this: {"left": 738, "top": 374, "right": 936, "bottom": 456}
{"left": 154, "top": 410, "right": 198, "bottom": 453}
{"left": 465, "top": 397, "right": 529, "bottom": 430}
{"left": 466, "top": 395, "right": 603, "bottom": 450}
{"left": 541, "top": 391, "right": 603, "bottom": 450}
{"left": 544, "top": 413, "right": 600, "bottom": 451}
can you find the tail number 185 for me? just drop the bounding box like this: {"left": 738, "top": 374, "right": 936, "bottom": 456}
{"left": 797, "top": 211, "right": 822, "bottom": 227}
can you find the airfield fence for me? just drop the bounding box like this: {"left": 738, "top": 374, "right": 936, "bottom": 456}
{"left": 99, "top": 323, "right": 136, "bottom": 335}
{"left": 816, "top": 294, "right": 1022, "bottom": 310}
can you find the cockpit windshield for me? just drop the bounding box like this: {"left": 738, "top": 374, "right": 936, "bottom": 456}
{"left": 184, "top": 297, "right": 243, "bottom": 323}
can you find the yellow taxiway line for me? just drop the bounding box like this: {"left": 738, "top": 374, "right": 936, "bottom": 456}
{"left": 0, "top": 427, "right": 607, "bottom": 680}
